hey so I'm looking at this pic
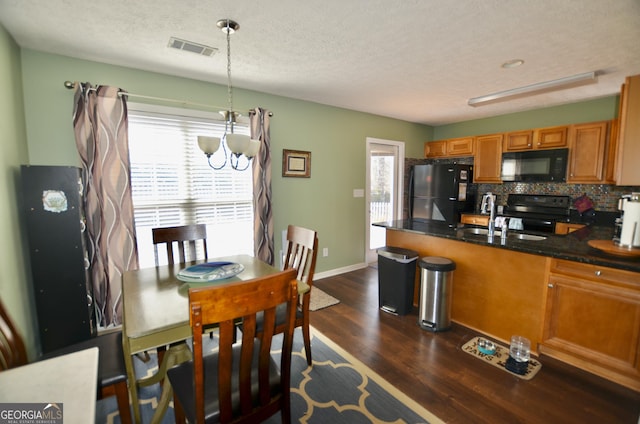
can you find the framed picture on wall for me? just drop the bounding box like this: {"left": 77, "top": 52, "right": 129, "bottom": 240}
{"left": 282, "top": 149, "right": 311, "bottom": 178}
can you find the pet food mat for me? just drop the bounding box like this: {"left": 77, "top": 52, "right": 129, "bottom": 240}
{"left": 461, "top": 336, "right": 542, "bottom": 380}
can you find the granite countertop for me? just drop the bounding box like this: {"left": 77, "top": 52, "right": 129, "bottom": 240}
{"left": 375, "top": 220, "right": 640, "bottom": 274}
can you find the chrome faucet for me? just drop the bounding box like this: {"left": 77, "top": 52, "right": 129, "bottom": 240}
{"left": 501, "top": 217, "right": 509, "bottom": 243}
{"left": 487, "top": 192, "right": 496, "bottom": 238}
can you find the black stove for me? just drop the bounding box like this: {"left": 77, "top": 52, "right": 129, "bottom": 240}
{"left": 502, "top": 194, "right": 570, "bottom": 233}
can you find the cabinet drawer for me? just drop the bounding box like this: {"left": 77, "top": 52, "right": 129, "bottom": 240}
{"left": 554, "top": 223, "right": 585, "bottom": 235}
{"left": 460, "top": 214, "right": 490, "bottom": 226}
{"left": 550, "top": 259, "right": 640, "bottom": 289}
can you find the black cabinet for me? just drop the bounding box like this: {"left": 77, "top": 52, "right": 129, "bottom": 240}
{"left": 21, "top": 165, "right": 96, "bottom": 354}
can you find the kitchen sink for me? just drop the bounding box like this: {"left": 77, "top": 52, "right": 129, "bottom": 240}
{"left": 463, "top": 227, "right": 499, "bottom": 236}
{"left": 511, "top": 233, "right": 547, "bottom": 241}
{"left": 462, "top": 227, "right": 547, "bottom": 241}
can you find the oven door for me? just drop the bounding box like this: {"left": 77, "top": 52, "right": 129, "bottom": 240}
{"left": 506, "top": 215, "right": 556, "bottom": 233}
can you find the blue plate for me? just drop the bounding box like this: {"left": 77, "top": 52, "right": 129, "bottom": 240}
{"left": 177, "top": 262, "right": 245, "bottom": 283}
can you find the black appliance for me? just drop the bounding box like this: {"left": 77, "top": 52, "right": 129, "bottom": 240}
{"left": 21, "top": 165, "right": 96, "bottom": 354}
{"left": 501, "top": 148, "right": 568, "bottom": 182}
{"left": 503, "top": 194, "right": 571, "bottom": 233}
{"left": 410, "top": 164, "right": 474, "bottom": 227}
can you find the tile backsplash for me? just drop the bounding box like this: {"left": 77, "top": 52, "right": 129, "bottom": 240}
{"left": 404, "top": 157, "right": 639, "bottom": 219}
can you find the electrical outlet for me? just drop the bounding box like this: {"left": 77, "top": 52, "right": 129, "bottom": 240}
{"left": 322, "top": 247, "right": 329, "bottom": 257}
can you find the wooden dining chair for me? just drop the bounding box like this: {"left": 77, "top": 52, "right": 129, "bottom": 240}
{"left": 167, "top": 268, "right": 298, "bottom": 424}
{"left": 152, "top": 224, "right": 208, "bottom": 265}
{"left": 261, "top": 225, "right": 318, "bottom": 365}
{"left": 0, "top": 298, "right": 131, "bottom": 424}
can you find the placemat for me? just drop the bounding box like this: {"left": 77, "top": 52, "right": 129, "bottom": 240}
{"left": 461, "top": 336, "right": 542, "bottom": 380}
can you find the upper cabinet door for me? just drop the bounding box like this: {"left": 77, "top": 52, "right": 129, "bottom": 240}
{"left": 474, "top": 134, "right": 503, "bottom": 183}
{"left": 535, "top": 126, "right": 568, "bottom": 149}
{"left": 616, "top": 74, "right": 640, "bottom": 185}
{"left": 504, "top": 130, "right": 534, "bottom": 151}
{"left": 567, "top": 121, "right": 608, "bottom": 183}
{"left": 446, "top": 137, "right": 474, "bottom": 156}
{"left": 424, "top": 140, "right": 446, "bottom": 158}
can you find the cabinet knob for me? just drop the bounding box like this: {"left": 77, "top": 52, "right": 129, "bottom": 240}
{"left": 548, "top": 283, "right": 554, "bottom": 288}
{"left": 595, "top": 270, "right": 602, "bottom": 276}
{"left": 528, "top": 143, "right": 532, "bottom": 147}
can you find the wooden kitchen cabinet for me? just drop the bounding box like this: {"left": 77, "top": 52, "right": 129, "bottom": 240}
{"left": 541, "top": 259, "right": 640, "bottom": 391}
{"left": 424, "top": 137, "right": 474, "bottom": 158}
{"left": 473, "top": 134, "right": 503, "bottom": 183}
{"left": 567, "top": 121, "right": 610, "bottom": 183}
{"left": 503, "top": 126, "right": 568, "bottom": 151}
{"left": 460, "top": 214, "right": 490, "bottom": 226}
{"left": 503, "top": 130, "right": 534, "bottom": 151}
{"left": 535, "top": 126, "right": 568, "bottom": 149}
{"left": 424, "top": 140, "right": 446, "bottom": 157}
{"left": 605, "top": 119, "right": 619, "bottom": 183}
{"left": 446, "top": 137, "right": 474, "bottom": 156}
{"left": 615, "top": 74, "right": 640, "bottom": 185}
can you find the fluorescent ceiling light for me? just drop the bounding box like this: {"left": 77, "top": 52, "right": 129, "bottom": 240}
{"left": 468, "top": 71, "right": 597, "bottom": 107}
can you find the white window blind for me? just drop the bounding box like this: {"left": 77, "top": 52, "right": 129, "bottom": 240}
{"left": 128, "top": 107, "right": 254, "bottom": 267}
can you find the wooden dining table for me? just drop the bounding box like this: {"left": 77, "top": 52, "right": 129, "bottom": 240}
{"left": 122, "top": 254, "right": 281, "bottom": 424}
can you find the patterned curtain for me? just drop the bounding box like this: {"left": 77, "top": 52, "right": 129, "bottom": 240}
{"left": 72, "top": 83, "right": 139, "bottom": 327}
{"left": 250, "top": 108, "right": 274, "bottom": 265}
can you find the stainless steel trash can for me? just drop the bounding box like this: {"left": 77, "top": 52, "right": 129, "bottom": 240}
{"left": 377, "top": 246, "right": 418, "bottom": 315}
{"left": 418, "top": 256, "right": 456, "bottom": 331}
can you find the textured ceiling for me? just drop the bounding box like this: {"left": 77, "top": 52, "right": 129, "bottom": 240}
{"left": 1, "top": 0, "right": 640, "bottom": 126}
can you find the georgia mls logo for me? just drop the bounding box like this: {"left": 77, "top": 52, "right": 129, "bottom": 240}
{"left": 0, "top": 403, "right": 63, "bottom": 424}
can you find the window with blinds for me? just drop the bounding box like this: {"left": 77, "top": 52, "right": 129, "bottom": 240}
{"left": 128, "top": 105, "right": 254, "bottom": 268}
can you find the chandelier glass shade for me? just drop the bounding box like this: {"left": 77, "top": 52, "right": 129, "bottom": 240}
{"left": 198, "top": 19, "right": 259, "bottom": 171}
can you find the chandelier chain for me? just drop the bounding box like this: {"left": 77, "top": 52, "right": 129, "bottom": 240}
{"left": 226, "top": 22, "right": 233, "bottom": 113}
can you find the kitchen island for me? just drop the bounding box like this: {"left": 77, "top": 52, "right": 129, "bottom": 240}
{"left": 375, "top": 220, "right": 640, "bottom": 391}
{"left": 376, "top": 220, "right": 640, "bottom": 273}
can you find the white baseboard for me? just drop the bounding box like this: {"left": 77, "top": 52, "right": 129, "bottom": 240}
{"left": 315, "top": 262, "right": 369, "bottom": 280}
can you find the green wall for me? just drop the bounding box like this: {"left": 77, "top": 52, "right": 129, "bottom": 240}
{"left": 19, "top": 49, "right": 432, "bottom": 276}
{"left": 0, "top": 26, "right": 36, "bottom": 356}
{"left": 433, "top": 96, "right": 619, "bottom": 140}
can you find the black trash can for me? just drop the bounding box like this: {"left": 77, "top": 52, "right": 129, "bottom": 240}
{"left": 377, "top": 246, "right": 419, "bottom": 315}
{"left": 418, "top": 256, "right": 456, "bottom": 332}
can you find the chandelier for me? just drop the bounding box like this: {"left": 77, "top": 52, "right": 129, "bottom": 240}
{"left": 198, "top": 19, "right": 259, "bottom": 171}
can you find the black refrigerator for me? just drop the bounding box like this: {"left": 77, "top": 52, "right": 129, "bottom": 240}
{"left": 409, "top": 164, "right": 474, "bottom": 227}
{"left": 21, "top": 165, "right": 96, "bottom": 354}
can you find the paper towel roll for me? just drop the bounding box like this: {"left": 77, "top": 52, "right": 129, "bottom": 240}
{"left": 620, "top": 201, "right": 640, "bottom": 247}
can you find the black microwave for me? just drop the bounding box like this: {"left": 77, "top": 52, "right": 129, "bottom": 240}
{"left": 501, "top": 148, "right": 568, "bottom": 182}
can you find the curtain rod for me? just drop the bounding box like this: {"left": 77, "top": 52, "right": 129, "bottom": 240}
{"left": 63, "top": 81, "right": 273, "bottom": 116}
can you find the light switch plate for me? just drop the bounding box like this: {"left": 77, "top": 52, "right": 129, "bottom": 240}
{"left": 353, "top": 189, "right": 364, "bottom": 198}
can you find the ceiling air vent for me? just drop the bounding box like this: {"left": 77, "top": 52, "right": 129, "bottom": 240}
{"left": 168, "top": 37, "right": 217, "bottom": 57}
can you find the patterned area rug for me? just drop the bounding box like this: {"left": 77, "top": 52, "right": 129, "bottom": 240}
{"left": 96, "top": 327, "right": 442, "bottom": 423}
{"left": 309, "top": 287, "right": 340, "bottom": 311}
{"left": 461, "top": 336, "right": 542, "bottom": 380}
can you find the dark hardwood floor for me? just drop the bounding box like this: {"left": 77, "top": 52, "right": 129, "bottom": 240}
{"left": 310, "top": 265, "right": 640, "bottom": 424}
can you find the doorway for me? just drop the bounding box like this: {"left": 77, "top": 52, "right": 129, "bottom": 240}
{"left": 365, "top": 138, "right": 405, "bottom": 264}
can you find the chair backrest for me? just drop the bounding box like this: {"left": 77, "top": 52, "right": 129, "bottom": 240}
{"left": 0, "top": 298, "right": 28, "bottom": 371}
{"left": 152, "top": 224, "right": 208, "bottom": 265}
{"left": 283, "top": 225, "right": 318, "bottom": 286}
{"left": 189, "top": 269, "right": 298, "bottom": 423}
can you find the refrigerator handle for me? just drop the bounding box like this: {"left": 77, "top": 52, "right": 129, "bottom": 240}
{"left": 408, "top": 167, "right": 415, "bottom": 219}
